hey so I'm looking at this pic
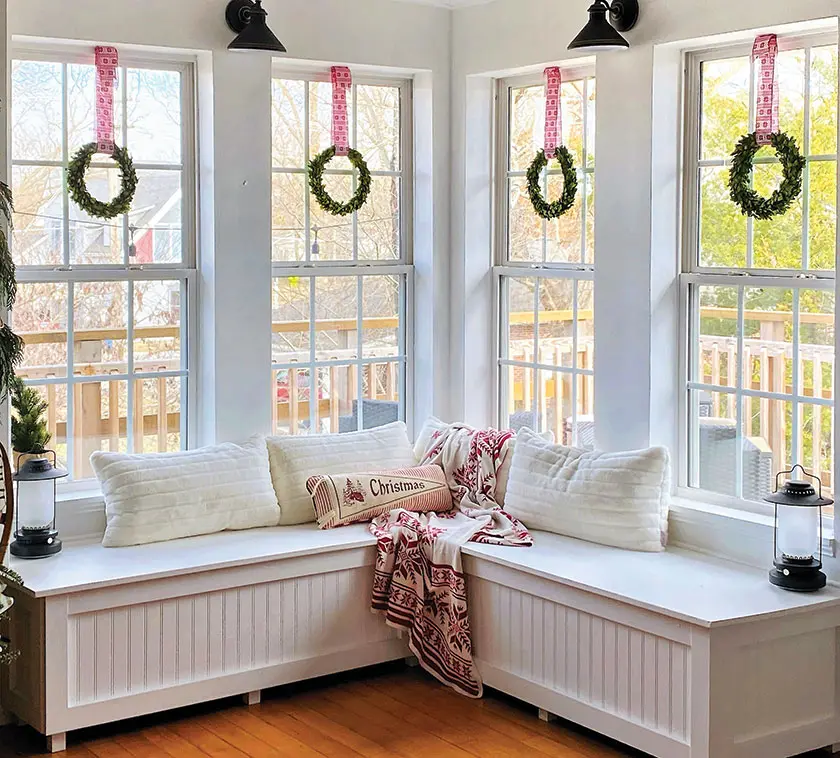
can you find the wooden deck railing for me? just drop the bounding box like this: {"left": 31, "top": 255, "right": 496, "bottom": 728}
{"left": 15, "top": 308, "right": 834, "bottom": 485}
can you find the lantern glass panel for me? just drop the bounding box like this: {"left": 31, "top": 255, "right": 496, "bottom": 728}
{"left": 17, "top": 479, "right": 55, "bottom": 530}
{"left": 777, "top": 504, "right": 820, "bottom": 560}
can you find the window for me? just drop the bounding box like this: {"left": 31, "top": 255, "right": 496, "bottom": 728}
{"left": 495, "top": 69, "right": 595, "bottom": 445}
{"left": 682, "top": 35, "right": 837, "bottom": 508}
{"left": 11, "top": 49, "right": 196, "bottom": 482}
{"left": 271, "top": 72, "right": 411, "bottom": 435}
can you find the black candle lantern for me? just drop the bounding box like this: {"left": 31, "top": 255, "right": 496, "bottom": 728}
{"left": 9, "top": 451, "right": 68, "bottom": 560}
{"left": 764, "top": 465, "right": 832, "bottom": 592}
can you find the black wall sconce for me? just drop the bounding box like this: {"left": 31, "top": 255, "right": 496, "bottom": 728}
{"left": 568, "top": 0, "right": 639, "bottom": 51}
{"left": 226, "top": 0, "right": 287, "bottom": 53}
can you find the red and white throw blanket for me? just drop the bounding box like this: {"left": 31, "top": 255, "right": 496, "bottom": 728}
{"left": 370, "top": 425, "right": 532, "bottom": 698}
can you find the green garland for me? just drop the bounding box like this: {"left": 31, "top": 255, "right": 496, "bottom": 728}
{"left": 526, "top": 146, "right": 578, "bottom": 220}
{"left": 729, "top": 132, "right": 805, "bottom": 220}
{"left": 67, "top": 142, "right": 138, "bottom": 220}
{"left": 308, "top": 147, "right": 371, "bottom": 217}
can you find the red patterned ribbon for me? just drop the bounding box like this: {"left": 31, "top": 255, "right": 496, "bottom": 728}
{"left": 331, "top": 66, "right": 352, "bottom": 157}
{"left": 752, "top": 34, "right": 779, "bottom": 147}
{"left": 544, "top": 66, "right": 563, "bottom": 156}
{"left": 95, "top": 46, "right": 119, "bottom": 155}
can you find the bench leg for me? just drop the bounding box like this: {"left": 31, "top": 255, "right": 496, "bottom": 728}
{"left": 242, "top": 690, "right": 261, "bottom": 707}
{"left": 47, "top": 733, "right": 67, "bottom": 753}
{"left": 822, "top": 745, "right": 840, "bottom": 754}
{"left": 405, "top": 656, "right": 420, "bottom": 668}
{"left": 538, "top": 709, "right": 557, "bottom": 723}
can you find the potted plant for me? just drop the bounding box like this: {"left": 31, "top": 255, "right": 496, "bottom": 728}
{"left": 11, "top": 376, "right": 51, "bottom": 464}
{"left": 0, "top": 179, "right": 26, "bottom": 666}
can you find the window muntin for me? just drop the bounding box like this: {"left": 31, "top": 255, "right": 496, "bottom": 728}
{"left": 271, "top": 73, "right": 411, "bottom": 435}
{"left": 682, "top": 37, "right": 837, "bottom": 508}
{"left": 11, "top": 51, "right": 195, "bottom": 481}
{"left": 497, "top": 71, "right": 596, "bottom": 445}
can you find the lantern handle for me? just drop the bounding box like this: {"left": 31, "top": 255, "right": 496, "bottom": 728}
{"left": 774, "top": 463, "right": 825, "bottom": 499}
{"left": 0, "top": 443, "right": 15, "bottom": 566}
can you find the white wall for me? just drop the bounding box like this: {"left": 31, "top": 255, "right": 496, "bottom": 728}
{"left": 449, "top": 0, "right": 840, "bottom": 576}
{"left": 7, "top": 0, "right": 453, "bottom": 443}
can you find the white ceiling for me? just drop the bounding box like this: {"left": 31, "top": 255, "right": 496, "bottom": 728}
{"left": 392, "top": 0, "right": 495, "bottom": 8}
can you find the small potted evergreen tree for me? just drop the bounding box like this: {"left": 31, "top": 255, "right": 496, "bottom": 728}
{"left": 11, "top": 376, "right": 51, "bottom": 463}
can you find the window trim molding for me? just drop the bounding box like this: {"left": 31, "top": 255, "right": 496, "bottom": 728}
{"left": 677, "top": 31, "right": 839, "bottom": 514}
{"left": 269, "top": 68, "right": 415, "bottom": 435}
{"left": 11, "top": 47, "right": 200, "bottom": 479}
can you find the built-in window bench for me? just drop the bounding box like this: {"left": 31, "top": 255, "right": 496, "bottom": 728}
{"left": 4, "top": 526, "right": 840, "bottom": 758}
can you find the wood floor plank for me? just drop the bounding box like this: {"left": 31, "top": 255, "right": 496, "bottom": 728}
{"left": 144, "top": 725, "right": 213, "bottom": 758}
{"left": 167, "top": 721, "right": 251, "bottom": 758}
{"left": 235, "top": 704, "right": 365, "bottom": 757}
{"left": 204, "top": 711, "right": 326, "bottom": 758}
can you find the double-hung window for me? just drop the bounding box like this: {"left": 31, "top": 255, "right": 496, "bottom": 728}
{"left": 495, "top": 68, "right": 596, "bottom": 445}
{"left": 270, "top": 71, "right": 412, "bottom": 435}
{"left": 681, "top": 35, "right": 837, "bottom": 508}
{"left": 11, "top": 49, "right": 197, "bottom": 482}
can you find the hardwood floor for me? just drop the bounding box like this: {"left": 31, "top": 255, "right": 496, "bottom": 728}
{"left": 0, "top": 664, "right": 828, "bottom": 757}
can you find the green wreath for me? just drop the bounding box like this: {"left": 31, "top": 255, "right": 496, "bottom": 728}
{"left": 729, "top": 132, "right": 805, "bottom": 220}
{"left": 308, "top": 146, "right": 372, "bottom": 217}
{"left": 526, "top": 146, "right": 578, "bottom": 220}
{"left": 67, "top": 142, "right": 138, "bottom": 220}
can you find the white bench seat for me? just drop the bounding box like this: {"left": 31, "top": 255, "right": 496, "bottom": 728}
{"left": 5, "top": 525, "right": 840, "bottom": 757}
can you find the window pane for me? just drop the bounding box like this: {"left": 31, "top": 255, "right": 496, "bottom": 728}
{"left": 506, "top": 277, "right": 535, "bottom": 362}
{"left": 12, "top": 165, "right": 64, "bottom": 266}
{"left": 134, "top": 280, "right": 182, "bottom": 372}
{"left": 537, "top": 278, "right": 574, "bottom": 368}
{"left": 578, "top": 280, "right": 595, "bottom": 371}
{"left": 272, "top": 172, "right": 306, "bottom": 262}
{"left": 316, "top": 364, "right": 360, "bottom": 434}
{"left": 73, "top": 281, "right": 128, "bottom": 374}
{"left": 18, "top": 383, "right": 68, "bottom": 469}
{"left": 362, "top": 276, "right": 400, "bottom": 359}
{"left": 586, "top": 79, "right": 596, "bottom": 168}
{"left": 697, "top": 285, "right": 739, "bottom": 389}
{"left": 131, "top": 170, "right": 183, "bottom": 264}
{"left": 310, "top": 176, "right": 354, "bottom": 261}
{"left": 744, "top": 288, "right": 794, "bottom": 393}
{"left": 545, "top": 172, "right": 582, "bottom": 264}
{"left": 136, "top": 377, "right": 181, "bottom": 454}
{"left": 272, "top": 366, "right": 313, "bottom": 436}
{"left": 12, "top": 60, "right": 63, "bottom": 162}
{"left": 700, "top": 57, "right": 750, "bottom": 161}
{"left": 73, "top": 379, "right": 128, "bottom": 480}
{"left": 505, "top": 365, "right": 535, "bottom": 432}
{"left": 690, "top": 389, "right": 738, "bottom": 497}
{"left": 69, "top": 166, "right": 125, "bottom": 265}
{"left": 809, "top": 161, "right": 837, "bottom": 271}
{"left": 314, "top": 277, "right": 357, "bottom": 362}
{"left": 272, "top": 78, "right": 306, "bottom": 168}
{"left": 699, "top": 167, "right": 747, "bottom": 269}
{"left": 810, "top": 46, "right": 838, "bottom": 156}
{"left": 774, "top": 49, "right": 805, "bottom": 147}
{"left": 584, "top": 174, "right": 595, "bottom": 265}
{"left": 272, "top": 276, "right": 311, "bottom": 365}
{"left": 799, "top": 403, "right": 833, "bottom": 502}
{"left": 508, "top": 176, "right": 542, "bottom": 263}
{"left": 752, "top": 162, "right": 803, "bottom": 270}
{"left": 358, "top": 176, "right": 400, "bottom": 261}
{"left": 126, "top": 68, "right": 182, "bottom": 165}
{"left": 539, "top": 369, "right": 573, "bottom": 445}
{"left": 357, "top": 85, "right": 400, "bottom": 172}
{"left": 15, "top": 282, "right": 68, "bottom": 379}
{"left": 800, "top": 290, "right": 834, "bottom": 405}
{"left": 509, "top": 85, "right": 543, "bottom": 172}
{"left": 67, "top": 64, "right": 123, "bottom": 157}
{"left": 309, "top": 81, "right": 353, "bottom": 167}
{"left": 560, "top": 80, "right": 584, "bottom": 166}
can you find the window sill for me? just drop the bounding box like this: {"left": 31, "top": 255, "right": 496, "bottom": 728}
{"left": 670, "top": 496, "right": 836, "bottom": 573}
{"left": 56, "top": 486, "right": 106, "bottom": 544}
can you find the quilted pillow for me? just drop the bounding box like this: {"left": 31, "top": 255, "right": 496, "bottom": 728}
{"left": 267, "top": 422, "right": 416, "bottom": 525}
{"left": 504, "top": 428, "right": 670, "bottom": 552}
{"left": 307, "top": 465, "right": 453, "bottom": 529}
{"left": 91, "top": 437, "right": 280, "bottom": 548}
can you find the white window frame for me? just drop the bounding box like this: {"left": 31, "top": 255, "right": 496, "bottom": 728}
{"left": 270, "top": 67, "right": 414, "bottom": 434}
{"left": 678, "top": 31, "right": 839, "bottom": 515}
{"left": 11, "top": 45, "right": 199, "bottom": 488}
{"left": 494, "top": 66, "right": 596, "bottom": 440}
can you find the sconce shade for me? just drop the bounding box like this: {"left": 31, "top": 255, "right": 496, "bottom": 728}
{"left": 568, "top": 0, "right": 637, "bottom": 52}
{"left": 226, "top": 0, "right": 287, "bottom": 53}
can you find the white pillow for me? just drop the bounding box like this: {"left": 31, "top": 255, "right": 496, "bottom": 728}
{"left": 267, "top": 422, "right": 416, "bottom": 525}
{"left": 91, "top": 437, "right": 280, "bottom": 548}
{"left": 413, "top": 418, "right": 551, "bottom": 506}
{"left": 504, "top": 428, "right": 670, "bottom": 552}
